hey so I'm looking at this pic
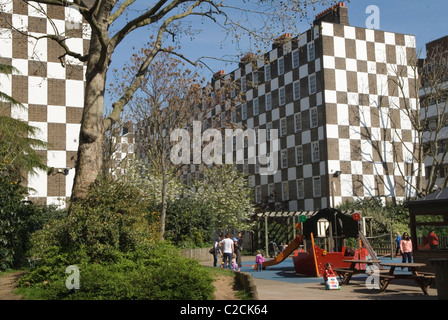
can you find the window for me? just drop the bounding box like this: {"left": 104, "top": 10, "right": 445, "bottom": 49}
{"left": 241, "top": 76, "right": 247, "bottom": 92}
{"left": 295, "top": 145, "right": 303, "bottom": 165}
{"left": 266, "top": 122, "right": 272, "bottom": 141}
{"left": 241, "top": 103, "right": 247, "bottom": 120}
{"left": 252, "top": 71, "right": 258, "bottom": 87}
{"left": 313, "top": 176, "right": 321, "bottom": 197}
{"left": 297, "top": 179, "right": 304, "bottom": 199}
{"left": 231, "top": 110, "right": 236, "bottom": 123}
{"left": 308, "top": 42, "right": 315, "bottom": 61}
{"left": 311, "top": 141, "right": 320, "bottom": 162}
{"left": 253, "top": 98, "right": 259, "bottom": 116}
{"left": 265, "top": 64, "right": 271, "bottom": 82}
{"left": 278, "top": 57, "right": 284, "bottom": 75}
{"left": 310, "top": 107, "right": 318, "bottom": 128}
{"left": 293, "top": 80, "right": 300, "bottom": 100}
{"left": 292, "top": 50, "right": 299, "bottom": 69}
{"left": 266, "top": 92, "right": 272, "bottom": 111}
{"left": 281, "top": 149, "right": 288, "bottom": 168}
{"left": 255, "top": 186, "right": 261, "bottom": 203}
{"left": 255, "top": 158, "right": 260, "bottom": 174}
{"left": 268, "top": 183, "right": 275, "bottom": 197}
{"left": 280, "top": 118, "right": 287, "bottom": 136}
{"left": 243, "top": 159, "right": 248, "bottom": 174}
{"left": 294, "top": 113, "right": 302, "bottom": 132}
{"left": 279, "top": 87, "right": 286, "bottom": 105}
{"left": 309, "top": 74, "right": 317, "bottom": 95}
{"left": 282, "top": 181, "right": 289, "bottom": 201}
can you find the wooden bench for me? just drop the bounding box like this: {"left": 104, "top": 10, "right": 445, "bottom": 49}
{"left": 333, "top": 268, "right": 356, "bottom": 285}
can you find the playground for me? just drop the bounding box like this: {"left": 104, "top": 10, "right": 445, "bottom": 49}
{"left": 220, "top": 208, "right": 440, "bottom": 300}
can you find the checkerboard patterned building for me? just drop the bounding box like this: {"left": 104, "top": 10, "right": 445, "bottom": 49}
{"left": 0, "top": 0, "right": 90, "bottom": 206}
{"left": 205, "top": 3, "right": 419, "bottom": 211}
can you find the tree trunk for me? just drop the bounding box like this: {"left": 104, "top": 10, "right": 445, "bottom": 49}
{"left": 70, "top": 31, "right": 110, "bottom": 203}
{"left": 71, "top": 71, "right": 107, "bottom": 202}
{"left": 160, "top": 170, "right": 168, "bottom": 240}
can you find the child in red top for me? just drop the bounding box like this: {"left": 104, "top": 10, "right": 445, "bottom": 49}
{"left": 323, "top": 262, "right": 336, "bottom": 283}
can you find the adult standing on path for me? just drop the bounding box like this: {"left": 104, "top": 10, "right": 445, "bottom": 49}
{"left": 235, "top": 232, "right": 243, "bottom": 271}
{"left": 395, "top": 232, "right": 401, "bottom": 256}
{"left": 220, "top": 233, "right": 234, "bottom": 269}
{"left": 213, "top": 233, "right": 224, "bottom": 267}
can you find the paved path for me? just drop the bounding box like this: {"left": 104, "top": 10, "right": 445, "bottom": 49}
{"left": 203, "top": 256, "right": 438, "bottom": 300}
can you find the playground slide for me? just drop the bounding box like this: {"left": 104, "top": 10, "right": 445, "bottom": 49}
{"left": 262, "top": 235, "right": 303, "bottom": 268}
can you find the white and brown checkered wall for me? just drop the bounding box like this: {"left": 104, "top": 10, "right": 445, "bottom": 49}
{"left": 0, "top": 0, "right": 88, "bottom": 207}
{"left": 203, "top": 10, "right": 419, "bottom": 211}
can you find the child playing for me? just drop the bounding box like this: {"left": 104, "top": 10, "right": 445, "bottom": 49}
{"left": 255, "top": 250, "right": 265, "bottom": 272}
{"left": 231, "top": 254, "right": 239, "bottom": 271}
{"left": 323, "top": 262, "right": 336, "bottom": 283}
{"left": 323, "top": 262, "right": 340, "bottom": 289}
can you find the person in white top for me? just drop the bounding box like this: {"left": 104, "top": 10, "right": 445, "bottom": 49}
{"left": 219, "top": 233, "right": 234, "bottom": 269}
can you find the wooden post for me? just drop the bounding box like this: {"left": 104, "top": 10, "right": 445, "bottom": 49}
{"left": 390, "top": 230, "right": 394, "bottom": 259}
{"left": 265, "top": 215, "right": 269, "bottom": 257}
{"left": 311, "top": 232, "right": 320, "bottom": 277}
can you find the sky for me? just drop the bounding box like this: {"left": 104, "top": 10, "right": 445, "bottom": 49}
{"left": 106, "top": 0, "right": 448, "bottom": 105}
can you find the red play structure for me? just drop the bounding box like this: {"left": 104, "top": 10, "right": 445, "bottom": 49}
{"left": 262, "top": 208, "right": 372, "bottom": 277}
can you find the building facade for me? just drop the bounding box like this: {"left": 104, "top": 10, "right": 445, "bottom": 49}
{"left": 419, "top": 36, "right": 448, "bottom": 190}
{"left": 0, "top": 0, "right": 89, "bottom": 206}
{"left": 204, "top": 3, "right": 419, "bottom": 211}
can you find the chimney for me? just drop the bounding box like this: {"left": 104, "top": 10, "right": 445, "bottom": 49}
{"left": 212, "top": 70, "right": 226, "bottom": 82}
{"left": 313, "top": 2, "right": 349, "bottom": 26}
{"left": 272, "top": 33, "right": 292, "bottom": 49}
{"left": 239, "top": 53, "right": 256, "bottom": 68}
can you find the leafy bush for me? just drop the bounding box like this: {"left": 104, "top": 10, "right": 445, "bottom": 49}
{"left": 0, "top": 165, "right": 35, "bottom": 270}
{"left": 19, "top": 243, "right": 214, "bottom": 300}
{"left": 29, "top": 177, "right": 160, "bottom": 263}
{"left": 20, "top": 178, "right": 214, "bottom": 300}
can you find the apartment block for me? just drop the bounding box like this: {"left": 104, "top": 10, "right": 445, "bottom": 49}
{"left": 0, "top": 0, "right": 89, "bottom": 206}
{"left": 203, "top": 2, "right": 419, "bottom": 211}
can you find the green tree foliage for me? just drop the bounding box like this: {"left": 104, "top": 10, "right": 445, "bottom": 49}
{"left": 337, "top": 198, "right": 410, "bottom": 235}
{"left": 159, "top": 198, "right": 216, "bottom": 248}
{"left": 0, "top": 62, "right": 48, "bottom": 270}
{"left": 188, "top": 165, "right": 255, "bottom": 232}
{"left": 0, "top": 63, "right": 47, "bottom": 180}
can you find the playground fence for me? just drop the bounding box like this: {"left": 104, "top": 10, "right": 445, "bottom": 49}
{"left": 366, "top": 233, "right": 394, "bottom": 257}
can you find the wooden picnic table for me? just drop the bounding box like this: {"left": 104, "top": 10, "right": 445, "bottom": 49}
{"left": 378, "top": 262, "right": 435, "bottom": 295}
{"left": 334, "top": 259, "right": 381, "bottom": 285}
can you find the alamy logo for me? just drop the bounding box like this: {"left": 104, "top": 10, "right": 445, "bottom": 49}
{"left": 365, "top": 5, "right": 380, "bottom": 30}
{"left": 170, "top": 121, "right": 279, "bottom": 175}
{"left": 65, "top": 265, "right": 80, "bottom": 290}
{"left": 365, "top": 265, "right": 380, "bottom": 289}
{"left": 65, "top": 3, "right": 82, "bottom": 30}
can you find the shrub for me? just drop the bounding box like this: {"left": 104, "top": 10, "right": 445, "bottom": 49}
{"left": 20, "top": 243, "right": 214, "bottom": 300}
{"left": 29, "top": 177, "right": 160, "bottom": 263}
{"left": 0, "top": 166, "right": 33, "bottom": 270}
{"left": 20, "top": 178, "right": 215, "bottom": 300}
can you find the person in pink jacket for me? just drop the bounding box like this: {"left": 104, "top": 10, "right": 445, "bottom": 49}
{"left": 255, "top": 251, "right": 265, "bottom": 272}
{"left": 400, "top": 232, "right": 413, "bottom": 265}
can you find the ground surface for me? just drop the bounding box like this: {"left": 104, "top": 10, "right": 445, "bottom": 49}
{"left": 212, "top": 274, "right": 241, "bottom": 300}
{"left": 0, "top": 272, "right": 24, "bottom": 300}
